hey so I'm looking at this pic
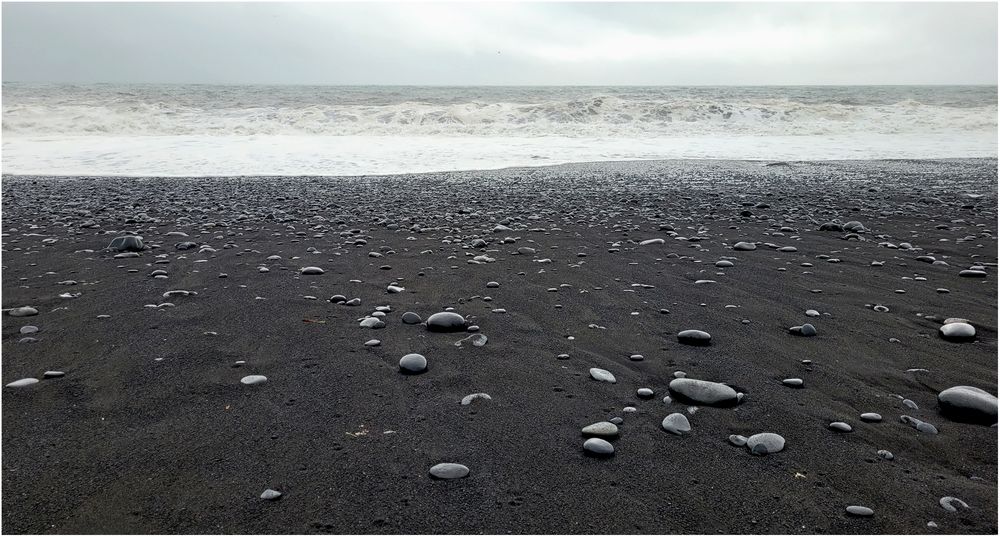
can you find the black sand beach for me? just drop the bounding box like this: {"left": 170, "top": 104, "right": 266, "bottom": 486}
{"left": 2, "top": 159, "right": 997, "bottom": 534}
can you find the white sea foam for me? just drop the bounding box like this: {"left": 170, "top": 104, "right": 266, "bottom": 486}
{"left": 2, "top": 84, "right": 996, "bottom": 176}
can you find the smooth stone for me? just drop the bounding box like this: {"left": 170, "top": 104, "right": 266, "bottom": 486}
{"left": 299, "top": 266, "right": 324, "bottom": 275}
{"left": 583, "top": 438, "right": 615, "bottom": 457}
{"left": 715, "top": 260, "right": 734, "bottom": 268}
{"left": 846, "top": 506, "right": 874, "bottom": 517}
{"left": 460, "top": 393, "right": 492, "bottom": 405}
{"left": 639, "top": 238, "right": 665, "bottom": 245}
{"left": 637, "top": 388, "right": 654, "bottom": 399}
{"left": 581, "top": 421, "right": 619, "bottom": 438}
{"left": 733, "top": 241, "right": 757, "bottom": 251}
{"left": 661, "top": 413, "right": 691, "bottom": 435}
{"left": 800, "top": 323, "right": 817, "bottom": 336}
{"left": 426, "top": 312, "right": 467, "bottom": 332}
{"left": 260, "top": 489, "right": 282, "bottom": 501}
{"left": 939, "top": 322, "right": 976, "bottom": 342}
{"left": 42, "top": 371, "right": 65, "bottom": 378}
{"left": 359, "top": 317, "right": 386, "bottom": 329}
{"left": 937, "top": 386, "right": 998, "bottom": 425}
{"left": 401, "top": 312, "right": 423, "bottom": 324}
{"left": 429, "top": 463, "right": 470, "bottom": 479}
{"left": 364, "top": 339, "right": 381, "bottom": 347}
{"left": 746, "top": 432, "right": 785, "bottom": 455}
{"left": 7, "top": 306, "right": 38, "bottom": 317}
{"left": 900, "top": 415, "right": 939, "bottom": 434}
{"left": 486, "top": 281, "right": 500, "bottom": 288}
{"left": 589, "top": 368, "right": 616, "bottom": 383}
{"left": 728, "top": 434, "right": 748, "bottom": 447}
{"left": 877, "top": 449, "right": 894, "bottom": 460}
{"left": 6, "top": 378, "right": 39, "bottom": 388}
{"left": 677, "top": 329, "right": 712, "bottom": 346}
{"left": 805, "top": 309, "right": 820, "bottom": 317}
{"left": 19, "top": 326, "right": 38, "bottom": 334}
{"left": 860, "top": 413, "right": 883, "bottom": 422}
{"left": 399, "top": 353, "right": 428, "bottom": 373}
{"left": 939, "top": 496, "right": 969, "bottom": 512}
{"left": 240, "top": 375, "right": 267, "bottom": 385}
{"left": 829, "top": 421, "right": 853, "bottom": 432}
{"left": 782, "top": 378, "right": 804, "bottom": 388}
{"left": 108, "top": 235, "right": 144, "bottom": 251}
{"left": 668, "top": 378, "right": 739, "bottom": 407}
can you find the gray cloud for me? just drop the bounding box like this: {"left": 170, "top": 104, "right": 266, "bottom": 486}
{"left": 2, "top": 2, "right": 997, "bottom": 85}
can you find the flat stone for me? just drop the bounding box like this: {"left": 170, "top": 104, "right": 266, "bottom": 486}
{"left": 746, "top": 432, "right": 785, "bottom": 455}
{"left": 637, "top": 388, "right": 654, "bottom": 398}
{"left": 729, "top": 435, "right": 748, "bottom": 447}
{"left": 582, "top": 421, "right": 619, "bottom": 438}
{"left": 733, "top": 241, "right": 757, "bottom": 251}
{"left": 829, "top": 421, "right": 853, "bottom": 432}
{"left": 401, "top": 312, "right": 422, "bottom": 324}
{"left": 6, "top": 378, "right": 39, "bottom": 388}
{"left": 668, "top": 378, "right": 739, "bottom": 407}
{"left": 299, "top": 266, "right": 324, "bottom": 275}
{"left": 900, "top": 415, "right": 938, "bottom": 434}
{"left": 240, "top": 375, "right": 267, "bottom": 385}
{"left": 860, "top": 413, "right": 883, "bottom": 423}
{"left": 583, "top": 438, "right": 614, "bottom": 457}
{"left": 429, "top": 463, "right": 470, "bottom": 479}
{"left": 7, "top": 306, "right": 38, "bottom": 317}
{"left": 661, "top": 413, "right": 691, "bottom": 435}
{"left": 399, "top": 353, "right": 427, "bottom": 373}
{"left": 846, "top": 506, "right": 874, "bottom": 517}
{"left": 42, "top": 371, "right": 65, "bottom": 379}
{"left": 938, "top": 386, "right": 998, "bottom": 425}
{"left": 782, "top": 378, "right": 804, "bottom": 388}
{"left": 589, "top": 368, "right": 616, "bottom": 383}
{"left": 677, "top": 329, "right": 712, "bottom": 346}
{"left": 939, "top": 496, "right": 969, "bottom": 512}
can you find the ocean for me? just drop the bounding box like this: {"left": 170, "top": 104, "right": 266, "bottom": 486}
{"left": 2, "top": 84, "right": 996, "bottom": 176}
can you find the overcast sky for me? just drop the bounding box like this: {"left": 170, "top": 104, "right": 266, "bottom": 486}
{"left": 3, "top": 2, "right": 997, "bottom": 85}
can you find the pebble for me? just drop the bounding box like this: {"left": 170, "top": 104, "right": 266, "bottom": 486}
{"left": 637, "top": 388, "right": 654, "bottom": 398}
{"left": 299, "top": 266, "right": 324, "bottom": 275}
{"left": 877, "top": 449, "right": 894, "bottom": 460}
{"left": 661, "top": 413, "right": 691, "bottom": 435}
{"left": 828, "top": 421, "right": 853, "bottom": 433}
{"left": 364, "top": 339, "right": 381, "bottom": 346}
{"left": 746, "top": 432, "right": 785, "bottom": 455}
{"left": 860, "top": 413, "right": 882, "bottom": 422}
{"left": 240, "top": 375, "right": 267, "bottom": 385}
{"left": 900, "top": 415, "right": 938, "bottom": 434}
{"left": 582, "top": 438, "right": 615, "bottom": 457}
{"left": 19, "top": 326, "right": 38, "bottom": 334}
{"left": 6, "top": 378, "right": 39, "bottom": 388}
{"left": 401, "top": 312, "right": 422, "bottom": 324}
{"left": 676, "top": 329, "right": 712, "bottom": 346}
{"left": 429, "top": 463, "right": 470, "bottom": 479}
{"left": 668, "top": 378, "right": 739, "bottom": 407}
{"left": 581, "top": 421, "right": 619, "bottom": 438}
{"left": 733, "top": 241, "right": 757, "bottom": 251}
{"left": 938, "top": 496, "right": 969, "bottom": 512}
{"left": 782, "top": 378, "right": 803, "bottom": 388}
{"left": 728, "top": 435, "right": 748, "bottom": 447}
{"left": 846, "top": 506, "right": 874, "bottom": 517}
{"left": 460, "top": 393, "right": 492, "bottom": 405}
{"left": 260, "top": 489, "right": 282, "bottom": 501}
{"left": 589, "top": 368, "right": 616, "bottom": 383}
{"left": 937, "top": 386, "right": 998, "bottom": 425}
{"left": 43, "top": 371, "right": 65, "bottom": 378}
{"left": 426, "top": 312, "right": 467, "bottom": 332}
{"left": 7, "top": 306, "right": 38, "bottom": 317}
{"left": 399, "top": 353, "right": 428, "bottom": 374}
{"left": 939, "top": 322, "right": 976, "bottom": 342}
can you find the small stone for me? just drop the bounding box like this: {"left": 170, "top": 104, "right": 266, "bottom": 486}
{"left": 782, "top": 378, "right": 803, "bottom": 388}
{"left": 877, "top": 449, "right": 894, "bottom": 460}
{"left": 668, "top": 378, "right": 739, "bottom": 407}
{"left": 746, "top": 433, "right": 785, "bottom": 455}
{"left": 582, "top": 422, "right": 619, "bottom": 438}
{"left": 733, "top": 241, "right": 757, "bottom": 251}
{"left": 260, "top": 489, "right": 282, "bottom": 501}
{"left": 460, "top": 393, "right": 492, "bottom": 405}
{"left": 637, "top": 388, "right": 654, "bottom": 399}
{"left": 7, "top": 306, "right": 38, "bottom": 317}
{"left": 860, "top": 413, "right": 882, "bottom": 422}
{"left": 938, "top": 386, "right": 998, "bottom": 425}
{"left": 42, "top": 371, "right": 65, "bottom": 379}
{"left": 426, "top": 312, "right": 467, "bottom": 332}
{"left": 677, "top": 329, "right": 712, "bottom": 346}
{"left": 429, "top": 463, "right": 470, "bottom": 479}
{"left": 939, "top": 496, "right": 969, "bottom": 512}
{"left": 939, "top": 322, "right": 976, "bottom": 342}
{"left": 240, "top": 375, "right": 267, "bottom": 385}
{"left": 728, "top": 435, "right": 748, "bottom": 447}
{"left": 661, "top": 413, "right": 691, "bottom": 435}
{"left": 299, "top": 266, "right": 324, "bottom": 275}
{"left": 829, "top": 421, "right": 853, "bottom": 432}
{"left": 6, "top": 378, "right": 39, "bottom": 388}
{"left": 399, "top": 353, "right": 427, "bottom": 374}
{"left": 846, "top": 506, "right": 874, "bottom": 517}
{"left": 589, "top": 368, "right": 616, "bottom": 383}
{"left": 583, "top": 438, "right": 615, "bottom": 457}
{"left": 401, "top": 312, "right": 422, "bottom": 324}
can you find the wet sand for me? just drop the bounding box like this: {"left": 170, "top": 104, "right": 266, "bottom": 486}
{"left": 2, "top": 159, "right": 997, "bottom": 534}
